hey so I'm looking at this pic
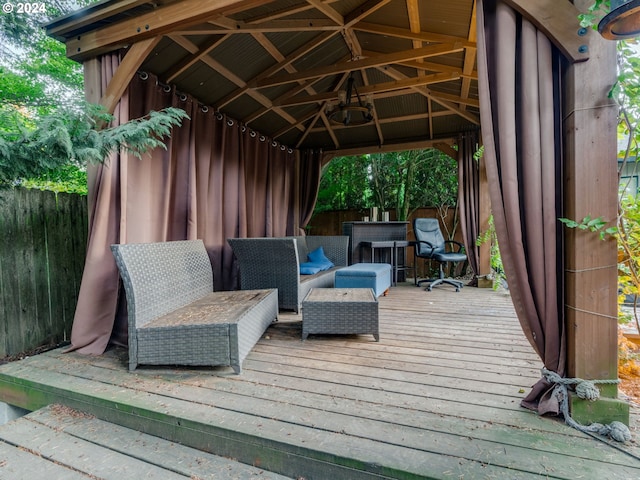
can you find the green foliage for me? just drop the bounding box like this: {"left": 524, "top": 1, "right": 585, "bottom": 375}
{"left": 578, "top": 0, "right": 610, "bottom": 29}
{"left": 0, "top": 104, "right": 189, "bottom": 186}
{"left": 1, "top": 1, "right": 95, "bottom": 111}
{"left": 315, "top": 155, "right": 372, "bottom": 212}
{"left": 618, "top": 194, "right": 640, "bottom": 327}
{"left": 315, "top": 149, "right": 458, "bottom": 224}
{"left": 477, "top": 215, "right": 505, "bottom": 291}
{"left": 559, "top": 215, "right": 617, "bottom": 240}
{"left": 21, "top": 165, "right": 88, "bottom": 195}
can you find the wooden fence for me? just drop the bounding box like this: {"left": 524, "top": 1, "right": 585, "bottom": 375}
{"left": 0, "top": 189, "right": 87, "bottom": 358}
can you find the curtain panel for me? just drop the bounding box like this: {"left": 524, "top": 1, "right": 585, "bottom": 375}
{"left": 477, "top": 0, "right": 565, "bottom": 414}
{"left": 298, "top": 149, "right": 323, "bottom": 234}
{"left": 458, "top": 131, "right": 481, "bottom": 286}
{"left": 69, "top": 69, "right": 321, "bottom": 355}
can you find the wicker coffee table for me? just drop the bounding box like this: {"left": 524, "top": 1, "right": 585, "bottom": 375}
{"left": 301, "top": 288, "right": 379, "bottom": 341}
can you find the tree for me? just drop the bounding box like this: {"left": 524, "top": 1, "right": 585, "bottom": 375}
{"left": 0, "top": 1, "right": 92, "bottom": 112}
{"left": 0, "top": 1, "right": 189, "bottom": 192}
{"left": 315, "top": 149, "right": 458, "bottom": 231}
{"left": 315, "top": 155, "right": 372, "bottom": 212}
{"left": 368, "top": 149, "right": 458, "bottom": 236}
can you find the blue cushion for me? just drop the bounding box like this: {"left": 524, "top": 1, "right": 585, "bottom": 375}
{"left": 300, "top": 263, "right": 322, "bottom": 275}
{"left": 307, "top": 247, "right": 334, "bottom": 269}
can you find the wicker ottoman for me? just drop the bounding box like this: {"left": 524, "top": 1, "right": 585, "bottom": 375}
{"left": 334, "top": 263, "right": 392, "bottom": 297}
{"left": 302, "top": 288, "right": 379, "bottom": 341}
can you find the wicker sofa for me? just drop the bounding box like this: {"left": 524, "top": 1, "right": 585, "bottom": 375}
{"left": 111, "top": 239, "right": 278, "bottom": 373}
{"left": 228, "top": 236, "right": 349, "bottom": 312}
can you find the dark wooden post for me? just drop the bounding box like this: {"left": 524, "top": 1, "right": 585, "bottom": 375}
{"left": 563, "top": 0, "right": 628, "bottom": 424}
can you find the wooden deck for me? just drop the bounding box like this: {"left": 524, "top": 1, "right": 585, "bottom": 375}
{"left": 1, "top": 284, "right": 639, "bottom": 479}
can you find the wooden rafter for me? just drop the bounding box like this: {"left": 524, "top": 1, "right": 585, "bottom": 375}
{"left": 256, "top": 43, "right": 463, "bottom": 88}
{"left": 66, "top": 0, "right": 274, "bottom": 60}
{"left": 101, "top": 36, "right": 161, "bottom": 114}
{"left": 378, "top": 65, "right": 480, "bottom": 125}
{"left": 353, "top": 22, "right": 476, "bottom": 48}
{"left": 306, "top": 0, "right": 344, "bottom": 25}
{"left": 53, "top": 0, "right": 484, "bottom": 152}
{"left": 215, "top": 31, "right": 339, "bottom": 108}
{"left": 459, "top": 0, "right": 477, "bottom": 112}
{"left": 503, "top": 0, "right": 590, "bottom": 63}
{"left": 165, "top": 34, "right": 231, "bottom": 82}
{"left": 276, "top": 72, "right": 460, "bottom": 107}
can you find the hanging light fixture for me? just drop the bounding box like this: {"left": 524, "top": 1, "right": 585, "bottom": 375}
{"left": 327, "top": 72, "right": 374, "bottom": 126}
{"left": 599, "top": 0, "right": 640, "bottom": 40}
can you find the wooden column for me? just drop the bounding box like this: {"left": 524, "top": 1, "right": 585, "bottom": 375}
{"left": 563, "top": 1, "right": 627, "bottom": 424}
{"left": 83, "top": 57, "right": 101, "bottom": 103}
{"left": 477, "top": 155, "right": 492, "bottom": 288}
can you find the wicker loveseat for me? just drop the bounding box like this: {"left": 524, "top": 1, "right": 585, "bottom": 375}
{"left": 228, "top": 236, "right": 349, "bottom": 312}
{"left": 111, "top": 239, "right": 278, "bottom": 373}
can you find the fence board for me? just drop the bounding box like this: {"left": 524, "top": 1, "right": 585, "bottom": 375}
{"left": 0, "top": 189, "right": 87, "bottom": 357}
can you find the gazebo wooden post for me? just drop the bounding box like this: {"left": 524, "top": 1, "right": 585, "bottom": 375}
{"left": 563, "top": 0, "right": 628, "bottom": 424}
{"left": 83, "top": 58, "right": 101, "bottom": 104}
{"left": 477, "top": 155, "right": 492, "bottom": 288}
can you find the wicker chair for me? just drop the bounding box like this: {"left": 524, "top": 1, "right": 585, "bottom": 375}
{"left": 228, "top": 236, "right": 349, "bottom": 312}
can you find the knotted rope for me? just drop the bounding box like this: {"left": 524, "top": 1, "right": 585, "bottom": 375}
{"left": 541, "top": 368, "right": 631, "bottom": 443}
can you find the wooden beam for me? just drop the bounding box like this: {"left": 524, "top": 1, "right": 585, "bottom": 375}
{"left": 83, "top": 58, "right": 101, "bottom": 104}
{"left": 165, "top": 35, "right": 231, "bottom": 82}
{"left": 306, "top": 0, "right": 344, "bottom": 25}
{"left": 65, "top": 0, "right": 274, "bottom": 61}
{"left": 353, "top": 22, "right": 476, "bottom": 48}
{"left": 503, "top": 0, "right": 590, "bottom": 63}
{"left": 216, "top": 31, "right": 338, "bottom": 108}
{"left": 324, "top": 137, "right": 456, "bottom": 158}
{"left": 459, "top": 0, "right": 477, "bottom": 112}
{"left": 245, "top": 2, "right": 315, "bottom": 24}
{"left": 430, "top": 91, "right": 479, "bottom": 108}
{"left": 361, "top": 50, "right": 478, "bottom": 79}
{"left": 434, "top": 142, "right": 458, "bottom": 160}
{"left": 46, "top": 0, "right": 150, "bottom": 40}
{"left": 276, "top": 71, "right": 460, "bottom": 107}
{"left": 257, "top": 43, "right": 464, "bottom": 88}
{"left": 100, "top": 37, "right": 161, "bottom": 115}
{"left": 171, "top": 19, "right": 339, "bottom": 35}
{"left": 379, "top": 65, "right": 480, "bottom": 125}
{"left": 344, "top": 0, "right": 393, "bottom": 26}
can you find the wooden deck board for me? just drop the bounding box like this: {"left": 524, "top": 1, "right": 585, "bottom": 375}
{"left": 0, "top": 404, "right": 291, "bottom": 479}
{"left": 1, "top": 285, "right": 640, "bottom": 479}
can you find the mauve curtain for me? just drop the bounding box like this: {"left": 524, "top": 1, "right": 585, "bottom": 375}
{"left": 298, "top": 149, "right": 323, "bottom": 234}
{"left": 69, "top": 68, "right": 305, "bottom": 355}
{"left": 458, "top": 131, "right": 480, "bottom": 286}
{"left": 477, "top": 0, "right": 565, "bottom": 414}
{"left": 69, "top": 53, "right": 127, "bottom": 354}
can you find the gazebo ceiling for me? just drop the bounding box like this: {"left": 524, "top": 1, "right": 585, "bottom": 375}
{"left": 47, "top": 0, "right": 481, "bottom": 154}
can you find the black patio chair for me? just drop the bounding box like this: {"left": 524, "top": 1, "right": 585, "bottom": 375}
{"left": 412, "top": 218, "right": 467, "bottom": 292}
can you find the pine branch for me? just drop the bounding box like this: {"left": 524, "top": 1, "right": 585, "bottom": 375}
{"left": 0, "top": 104, "right": 189, "bottom": 186}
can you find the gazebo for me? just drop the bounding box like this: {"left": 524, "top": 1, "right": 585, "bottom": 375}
{"left": 46, "top": 0, "right": 625, "bottom": 424}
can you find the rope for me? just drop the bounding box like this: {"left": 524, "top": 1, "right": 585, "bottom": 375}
{"left": 541, "top": 368, "right": 632, "bottom": 443}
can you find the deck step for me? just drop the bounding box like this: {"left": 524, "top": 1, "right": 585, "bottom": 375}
{"left": 0, "top": 404, "right": 291, "bottom": 480}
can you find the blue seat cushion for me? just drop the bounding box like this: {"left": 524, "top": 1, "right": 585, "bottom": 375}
{"left": 336, "top": 263, "right": 391, "bottom": 277}
{"left": 335, "top": 263, "right": 392, "bottom": 297}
